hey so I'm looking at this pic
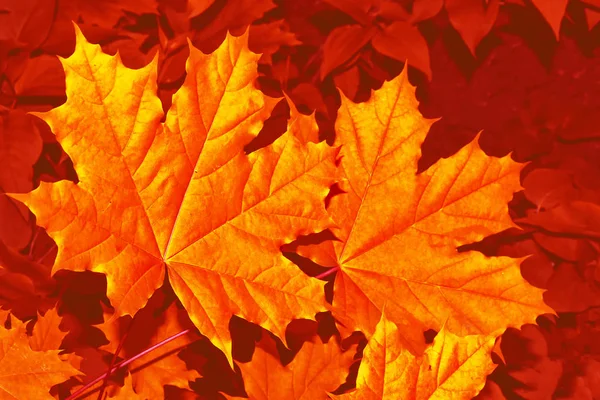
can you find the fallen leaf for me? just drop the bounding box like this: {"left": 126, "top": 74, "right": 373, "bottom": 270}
{"left": 330, "top": 310, "right": 497, "bottom": 399}
{"left": 226, "top": 332, "right": 356, "bottom": 399}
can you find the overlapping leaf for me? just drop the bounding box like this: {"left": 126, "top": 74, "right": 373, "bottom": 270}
{"left": 330, "top": 310, "right": 496, "bottom": 399}
{"left": 227, "top": 332, "right": 356, "bottom": 399}
{"left": 0, "top": 316, "right": 80, "bottom": 399}
{"left": 299, "top": 68, "right": 552, "bottom": 352}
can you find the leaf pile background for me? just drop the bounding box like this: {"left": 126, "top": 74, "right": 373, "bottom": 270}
{"left": 1, "top": 0, "right": 600, "bottom": 398}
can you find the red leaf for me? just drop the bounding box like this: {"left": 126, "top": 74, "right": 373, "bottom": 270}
{"left": 321, "top": 24, "right": 375, "bottom": 80}
{"left": 371, "top": 21, "right": 431, "bottom": 79}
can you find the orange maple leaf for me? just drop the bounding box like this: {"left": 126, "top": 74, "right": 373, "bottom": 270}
{"left": 225, "top": 332, "right": 356, "bottom": 400}
{"left": 298, "top": 68, "right": 553, "bottom": 353}
{"left": 0, "top": 315, "right": 81, "bottom": 399}
{"left": 10, "top": 25, "right": 338, "bottom": 366}
{"left": 330, "top": 310, "right": 497, "bottom": 399}
{"left": 30, "top": 307, "right": 68, "bottom": 351}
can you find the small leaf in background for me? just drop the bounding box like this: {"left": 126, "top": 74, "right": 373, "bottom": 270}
{"left": 321, "top": 24, "right": 375, "bottom": 79}
{"left": 531, "top": 0, "right": 569, "bottom": 39}
{"left": 445, "top": 0, "right": 500, "bottom": 54}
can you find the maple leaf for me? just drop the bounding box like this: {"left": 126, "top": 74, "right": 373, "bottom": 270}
{"left": 30, "top": 307, "right": 68, "bottom": 351}
{"left": 330, "top": 310, "right": 497, "bottom": 399}
{"left": 10, "top": 25, "right": 338, "bottom": 366}
{"left": 0, "top": 316, "right": 81, "bottom": 399}
{"left": 298, "top": 68, "right": 552, "bottom": 352}
{"left": 225, "top": 332, "right": 356, "bottom": 400}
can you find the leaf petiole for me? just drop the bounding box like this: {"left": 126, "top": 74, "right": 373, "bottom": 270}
{"left": 315, "top": 266, "right": 339, "bottom": 280}
{"left": 65, "top": 328, "right": 192, "bottom": 400}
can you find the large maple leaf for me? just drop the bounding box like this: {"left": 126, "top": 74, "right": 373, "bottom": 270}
{"left": 298, "top": 68, "right": 553, "bottom": 353}
{"left": 10, "top": 25, "right": 338, "bottom": 365}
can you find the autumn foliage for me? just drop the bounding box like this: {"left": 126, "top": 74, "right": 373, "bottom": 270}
{"left": 1, "top": 0, "right": 600, "bottom": 399}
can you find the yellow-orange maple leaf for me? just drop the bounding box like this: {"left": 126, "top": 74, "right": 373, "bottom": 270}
{"left": 225, "top": 332, "right": 356, "bottom": 400}
{"left": 299, "top": 68, "right": 553, "bottom": 353}
{"left": 0, "top": 317, "right": 80, "bottom": 399}
{"left": 330, "top": 310, "right": 496, "bottom": 399}
{"left": 10, "top": 25, "right": 338, "bottom": 366}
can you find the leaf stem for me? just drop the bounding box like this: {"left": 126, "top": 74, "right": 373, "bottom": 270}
{"left": 97, "top": 322, "right": 132, "bottom": 400}
{"left": 65, "top": 328, "right": 191, "bottom": 400}
{"left": 315, "top": 266, "right": 339, "bottom": 280}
